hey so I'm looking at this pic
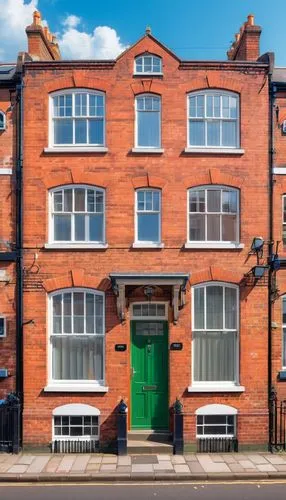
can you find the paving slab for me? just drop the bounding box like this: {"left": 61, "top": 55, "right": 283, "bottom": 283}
{"left": 157, "top": 454, "right": 173, "bottom": 461}
{"left": 188, "top": 461, "right": 205, "bottom": 473}
{"left": 7, "top": 465, "right": 28, "bottom": 474}
{"left": 197, "top": 455, "right": 231, "bottom": 473}
{"left": 153, "top": 462, "right": 173, "bottom": 471}
{"left": 174, "top": 464, "right": 190, "bottom": 473}
{"left": 100, "top": 464, "right": 117, "bottom": 471}
{"left": 275, "top": 464, "right": 286, "bottom": 471}
{"left": 71, "top": 455, "right": 90, "bottom": 472}
{"left": 184, "top": 454, "right": 198, "bottom": 462}
{"left": 86, "top": 463, "right": 100, "bottom": 471}
{"left": 56, "top": 456, "right": 76, "bottom": 473}
{"left": 44, "top": 456, "right": 62, "bottom": 473}
{"left": 228, "top": 463, "right": 245, "bottom": 473}
{"left": 266, "top": 456, "right": 286, "bottom": 465}
{"left": 116, "top": 466, "right": 131, "bottom": 473}
{"left": 132, "top": 455, "right": 158, "bottom": 464}
{"left": 247, "top": 455, "right": 269, "bottom": 465}
{"left": 89, "top": 456, "right": 102, "bottom": 464}
{"left": 257, "top": 463, "right": 277, "bottom": 472}
{"left": 118, "top": 456, "right": 131, "bottom": 466}
{"left": 171, "top": 455, "right": 186, "bottom": 464}
{"left": 26, "top": 456, "right": 50, "bottom": 474}
{"left": 222, "top": 454, "right": 237, "bottom": 464}
{"left": 16, "top": 455, "right": 35, "bottom": 465}
{"left": 101, "top": 456, "right": 117, "bottom": 464}
{"left": 238, "top": 460, "right": 257, "bottom": 469}
{"left": 131, "top": 464, "right": 153, "bottom": 473}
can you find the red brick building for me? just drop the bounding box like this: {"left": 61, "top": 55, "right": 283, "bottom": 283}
{"left": 21, "top": 12, "right": 271, "bottom": 451}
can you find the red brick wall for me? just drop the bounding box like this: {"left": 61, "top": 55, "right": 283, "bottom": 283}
{"left": 0, "top": 88, "right": 16, "bottom": 398}
{"left": 22, "top": 37, "right": 270, "bottom": 448}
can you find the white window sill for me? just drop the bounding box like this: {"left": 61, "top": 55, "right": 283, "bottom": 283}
{"left": 44, "top": 243, "right": 108, "bottom": 250}
{"left": 188, "top": 385, "right": 245, "bottom": 393}
{"left": 184, "top": 148, "right": 244, "bottom": 155}
{"left": 44, "top": 384, "right": 109, "bottom": 393}
{"left": 133, "top": 72, "right": 163, "bottom": 76}
{"left": 184, "top": 242, "right": 244, "bottom": 250}
{"left": 0, "top": 168, "right": 12, "bottom": 175}
{"left": 132, "top": 242, "right": 164, "bottom": 249}
{"left": 44, "top": 147, "right": 108, "bottom": 153}
{"left": 131, "top": 148, "right": 164, "bottom": 154}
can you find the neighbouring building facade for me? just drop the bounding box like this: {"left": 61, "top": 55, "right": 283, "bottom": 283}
{"left": 0, "top": 63, "right": 19, "bottom": 398}
{"left": 18, "top": 11, "right": 272, "bottom": 451}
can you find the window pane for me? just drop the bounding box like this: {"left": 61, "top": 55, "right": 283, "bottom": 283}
{"left": 89, "top": 119, "right": 104, "bottom": 145}
{"left": 74, "top": 292, "right": 84, "bottom": 315}
{"left": 64, "top": 189, "right": 72, "bottom": 212}
{"left": 52, "top": 336, "right": 103, "bottom": 380}
{"left": 222, "top": 96, "right": 230, "bottom": 118}
{"left": 74, "top": 214, "right": 85, "bottom": 241}
{"left": 214, "top": 96, "right": 220, "bottom": 117}
{"left": 145, "top": 191, "right": 153, "bottom": 211}
{"left": 194, "top": 287, "right": 204, "bottom": 329}
{"left": 189, "top": 120, "right": 205, "bottom": 146}
{"left": 206, "top": 95, "right": 213, "bottom": 117}
{"left": 207, "top": 121, "right": 220, "bottom": 146}
{"left": 222, "top": 190, "right": 237, "bottom": 213}
{"left": 225, "top": 287, "right": 237, "bottom": 329}
{"left": 137, "top": 111, "right": 160, "bottom": 147}
{"left": 95, "top": 192, "right": 104, "bottom": 213}
{"left": 54, "top": 120, "right": 73, "bottom": 144}
{"left": 193, "top": 331, "right": 236, "bottom": 381}
{"left": 197, "top": 96, "right": 204, "bottom": 117}
{"left": 207, "top": 190, "right": 220, "bottom": 212}
{"left": 189, "top": 214, "right": 205, "bottom": 241}
{"left": 153, "top": 191, "right": 160, "bottom": 211}
{"left": 138, "top": 213, "right": 159, "bottom": 242}
{"left": 53, "top": 191, "right": 63, "bottom": 212}
{"left": 75, "top": 119, "right": 87, "bottom": 144}
{"left": 87, "top": 190, "right": 95, "bottom": 212}
{"left": 229, "top": 97, "right": 237, "bottom": 118}
{"left": 283, "top": 328, "right": 286, "bottom": 367}
{"left": 207, "top": 214, "right": 220, "bottom": 240}
{"left": 222, "top": 215, "right": 237, "bottom": 241}
{"left": 189, "top": 96, "right": 196, "bottom": 118}
{"left": 54, "top": 215, "right": 71, "bottom": 241}
{"left": 189, "top": 190, "right": 205, "bottom": 212}
{"left": 205, "top": 415, "right": 227, "bottom": 425}
{"left": 222, "top": 121, "right": 237, "bottom": 147}
{"left": 144, "top": 57, "right": 152, "bottom": 72}
{"left": 89, "top": 214, "right": 104, "bottom": 242}
{"left": 74, "top": 189, "right": 85, "bottom": 212}
{"left": 206, "top": 286, "right": 223, "bottom": 329}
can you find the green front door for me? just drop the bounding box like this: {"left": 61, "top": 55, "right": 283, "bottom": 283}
{"left": 131, "top": 321, "right": 168, "bottom": 430}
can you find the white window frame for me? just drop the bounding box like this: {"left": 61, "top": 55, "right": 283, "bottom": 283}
{"left": 46, "top": 288, "right": 108, "bottom": 392}
{"left": 47, "top": 185, "right": 106, "bottom": 248}
{"left": 48, "top": 89, "right": 106, "bottom": 149}
{"left": 187, "top": 90, "right": 240, "bottom": 149}
{"left": 196, "top": 404, "right": 237, "bottom": 438}
{"left": 134, "top": 94, "right": 162, "bottom": 149}
{"left": 134, "top": 54, "right": 163, "bottom": 75}
{"left": 0, "top": 111, "right": 6, "bottom": 131}
{"left": 282, "top": 296, "right": 286, "bottom": 370}
{"left": 0, "top": 316, "right": 6, "bottom": 338}
{"left": 191, "top": 282, "right": 240, "bottom": 390}
{"left": 282, "top": 195, "right": 286, "bottom": 247}
{"left": 131, "top": 302, "right": 168, "bottom": 320}
{"left": 52, "top": 404, "right": 100, "bottom": 443}
{"left": 186, "top": 185, "right": 241, "bottom": 249}
{"left": 134, "top": 188, "right": 162, "bottom": 246}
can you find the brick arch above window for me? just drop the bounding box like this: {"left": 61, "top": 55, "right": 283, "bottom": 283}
{"left": 131, "top": 174, "right": 167, "bottom": 190}
{"left": 43, "top": 169, "right": 108, "bottom": 189}
{"left": 43, "top": 270, "right": 111, "bottom": 293}
{"left": 183, "top": 168, "right": 243, "bottom": 190}
{"left": 131, "top": 80, "right": 163, "bottom": 96}
{"left": 190, "top": 266, "right": 242, "bottom": 286}
{"left": 182, "top": 75, "right": 243, "bottom": 94}
{"left": 44, "top": 75, "right": 111, "bottom": 94}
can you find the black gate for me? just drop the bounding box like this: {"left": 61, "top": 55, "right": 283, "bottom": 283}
{"left": 0, "top": 393, "right": 21, "bottom": 453}
{"left": 269, "top": 387, "right": 286, "bottom": 452}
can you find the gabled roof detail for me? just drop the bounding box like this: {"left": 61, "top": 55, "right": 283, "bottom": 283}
{"left": 116, "top": 31, "right": 181, "bottom": 62}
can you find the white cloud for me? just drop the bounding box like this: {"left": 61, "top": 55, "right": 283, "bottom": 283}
{"left": 0, "top": 1, "right": 128, "bottom": 62}
{"left": 0, "top": 0, "right": 38, "bottom": 61}
{"left": 58, "top": 22, "right": 128, "bottom": 59}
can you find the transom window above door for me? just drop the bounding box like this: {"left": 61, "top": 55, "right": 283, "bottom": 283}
{"left": 132, "top": 303, "right": 167, "bottom": 319}
{"left": 188, "top": 90, "right": 239, "bottom": 148}
{"left": 134, "top": 189, "right": 162, "bottom": 247}
{"left": 50, "top": 89, "right": 105, "bottom": 147}
{"left": 135, "top": 94, "right": 161, "bottom": 149}
{"left": 134, "top": 54, "right": 162, "bottom": 74}
{"left": 49, "top": 186, "right": 105, "bottom": 245}
{"left": 188, "top": 186, "right": 240, "bottom": 246}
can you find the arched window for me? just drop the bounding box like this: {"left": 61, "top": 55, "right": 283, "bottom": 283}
{"left": 49, "top": 185, "right": 105, "bottom": 244}
{"left": 135, "top": 94, "right": 161, "bottom": 148}
{"left": 134, "top": 54, "right": 162, "bottom": 74}
{"left": 196, "top": 404, "right": 237, "bottom": 438}
{"left": 188, "top": 186, "right": 239, "bottom": 244}
{"left": 49, "top": 89, "right": 105, "bottom": 147}
{"left": 49, "top": 288, "right": 105, "bottom": 385}
{"left": 188, "top": 90, "right": 239, "bottom": 148}
{"left": 192, "top": 282, "right": 239, "bottom": 386}
{"left": 135, "top": 188, "right": 161, "bottom": 244}
{"left": 0, "top": 111, "right": 6, "bottom": 131}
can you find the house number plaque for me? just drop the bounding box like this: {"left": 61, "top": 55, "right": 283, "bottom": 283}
{"left": 170, "top": 342, "right": 183, "bottom": 350}
{"left": 115, "top": 344, "right": 127, "bottom": 352}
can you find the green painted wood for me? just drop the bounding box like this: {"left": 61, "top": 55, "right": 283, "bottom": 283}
{"left": 131, "top": 321, "right": 168, "bottom": 429}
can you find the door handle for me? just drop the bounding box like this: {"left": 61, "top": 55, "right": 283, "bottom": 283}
{"left": 131, "top": 367, "right": 137, "bottom": 378}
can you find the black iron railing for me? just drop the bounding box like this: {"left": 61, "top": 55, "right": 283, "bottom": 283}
{"left": 52, "top": 440, "right": 99, "bottom": 453}
{"left": 269, "top": 387, "right": 286, "bottom": 452}
{"left": 0, "top": 393, "right": 21, "bottom": 453}
{"left": 197, "top": 437, "right": 238, "bottom": 453}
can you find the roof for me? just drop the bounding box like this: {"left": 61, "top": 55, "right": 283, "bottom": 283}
{"left": 273, "top": 68, "right": 286, "bottom": 83}
{"left": 0, "top": 64, "right": 17, "bottom": 81}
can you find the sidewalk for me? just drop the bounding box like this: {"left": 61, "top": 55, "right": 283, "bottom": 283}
{"left": 1, "top": 452, "right": 286, "bottom": 482}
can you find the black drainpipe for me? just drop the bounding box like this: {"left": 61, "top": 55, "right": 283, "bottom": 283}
{"left": 268, "top": 68, "right": 275, "bottom": 450}
{"left": 15, "top": 77, "right": 23, "bottom": 446}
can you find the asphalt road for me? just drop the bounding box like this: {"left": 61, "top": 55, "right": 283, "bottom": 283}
{"left": 1, "top": 482, "right": 286, "bottom": 500}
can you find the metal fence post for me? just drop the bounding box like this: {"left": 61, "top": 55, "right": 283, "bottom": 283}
{"left": 117, "top": 399, "right": 127, "bottom": 456}
{"left": 173, "top": 398, "right": 184, "bottom": 455}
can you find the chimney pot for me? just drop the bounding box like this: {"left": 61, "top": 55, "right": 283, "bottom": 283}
{"left": 247, "top": 14, "right": 254, "bottom": 26}
{"left": 33, "top": 10, "right": 41, "bottom": 26}
{"left": 235, "top": 33, "right": 240, "bottom": 42}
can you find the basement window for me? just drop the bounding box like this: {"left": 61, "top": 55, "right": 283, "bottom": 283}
{"left": 0, "top": 111, "right": 6, "bottom": 131}
{"left": 0, "top": 317, "right": 6, "bottom": 337}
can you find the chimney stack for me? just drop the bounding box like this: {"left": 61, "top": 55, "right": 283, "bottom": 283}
{"left": 26, "top": 10, "right": 61, "bottom": 61}
{"left": 227, "top": 14, "right": 261, "bottom": 62}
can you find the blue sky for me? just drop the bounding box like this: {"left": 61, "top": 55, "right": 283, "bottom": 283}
{"left": 1, "top": 0, "right": 286, "bottom": 65}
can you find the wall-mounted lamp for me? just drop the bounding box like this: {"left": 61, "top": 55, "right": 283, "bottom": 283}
{"left": 251, "top": 236, "right": 264, "bottom": 254}
{"left": 252, "top": 265, "right": 268, "bottom": 279}
{"left": 144, "top": 286, "right": 155, "bottom": 301}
